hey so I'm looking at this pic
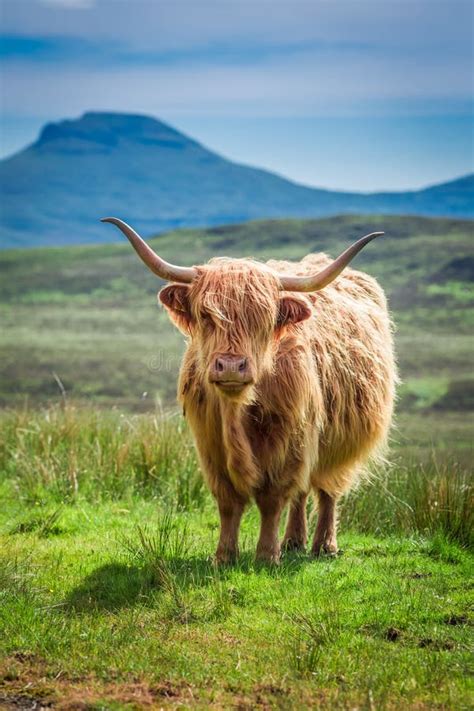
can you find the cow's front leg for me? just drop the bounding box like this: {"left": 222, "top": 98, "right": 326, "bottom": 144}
{"left": 282, "top": 492, "right": 308, "bottom": 551}
{"left": 215, "top": 483, "right": 245, "bottom": 565}
{"left": 312, "top": 488, "right": 338, "bottom": 556}
{"left": 255, "top": 489, "right": 285, "bottom": 563}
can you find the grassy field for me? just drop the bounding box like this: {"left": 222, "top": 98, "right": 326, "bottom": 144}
{"left": 0, "top": 214, "right": 473, "bottom": 708}
{"left": 0, "top": 406, "right": 472, "bottom": 710}
{"left": 1, "top": 215, "right": 473, "bottom": 421}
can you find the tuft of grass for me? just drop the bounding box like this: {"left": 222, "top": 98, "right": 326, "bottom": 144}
{"left": 131, "top": 511, "right": 193, "bottom": 562}
{"left": 341, "top": 459, "right": 473, "bottom": 549}
{"left": 288, "top": 608, "right": 341, "bottom": 676}
{"left": 9, "top": 507, "right": 64, "bottom": 537}
{"left": 0, "top": 555, "right": 46, "bottom": 604}
{"left": 123, "top": 515, "right": 193, "bottom": 621}
{"left": 0, "top": 405, "right": 204, "bottom": 507}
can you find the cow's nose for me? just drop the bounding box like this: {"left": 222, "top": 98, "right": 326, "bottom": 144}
{"left": 210, "top": 355, "right": 253, "bottom": 388}
{"left": 215, "top": 355, "right": 247, "bottom": 375}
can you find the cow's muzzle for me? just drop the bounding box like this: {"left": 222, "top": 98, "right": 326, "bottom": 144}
{"left": 209, "top": 354, "right": 254, "bottom": 393}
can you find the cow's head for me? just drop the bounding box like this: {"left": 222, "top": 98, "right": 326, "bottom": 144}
{"left": 101, "top": 218, "right": 383, "bottom": 402}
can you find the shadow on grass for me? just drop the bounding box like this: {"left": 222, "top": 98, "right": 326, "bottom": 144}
{"left": 65, "top": 551, "right": 312, "bottom": 613}
{"left": 65, "top": 562, "right": 151, "bottom": 611}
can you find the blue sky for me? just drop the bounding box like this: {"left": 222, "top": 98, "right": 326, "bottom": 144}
{"left": 1, "top": 0, "right": 472, "bottom": 191}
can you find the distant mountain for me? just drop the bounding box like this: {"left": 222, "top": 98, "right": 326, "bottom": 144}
{"left": 0, "top": 111, "right": 472, "bottom": 248}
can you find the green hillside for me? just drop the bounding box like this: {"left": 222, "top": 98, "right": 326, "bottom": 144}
{"left": 1, "top": 214, "right": 472, "bottom": 463}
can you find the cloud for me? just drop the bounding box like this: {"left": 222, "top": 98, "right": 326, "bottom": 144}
{"left": 2, "top": 0, "right": 472, "bottom": 53}
{"left": 0, "top": 34, "right": 102, "bottom": 61}
{"left": 3, "top": 43, "right": 471, "bottom": 125}
{"left": 39, "top": 0, "right": 95, "bottom": 8}
{"left": 1, "top": 1, "right": 471, "bottom": 100}
{"left": 0, "top": 33, "right": 377, "bottom": 68}
{"left": 0, "top": 0, "right": 471, "bottom": 118}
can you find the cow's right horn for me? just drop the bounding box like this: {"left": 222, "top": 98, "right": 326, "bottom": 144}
{"left": 101, "top": 217, "right": 197, "bottom": 283}
{"left": 278, "top": 231, "right": 384, "bottom": 292}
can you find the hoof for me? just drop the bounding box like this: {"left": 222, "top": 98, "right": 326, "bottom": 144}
{"left": 214, "top": 548, "right": 238, "bottom": 566}
{"left": 256, "top": 545, "right": 281, "bottom": 565}
{"left": 281, "top": 537, "right": 306, "bottom": 553}
{"left": 312, "top": 541, "right": 339, "bottom": 558}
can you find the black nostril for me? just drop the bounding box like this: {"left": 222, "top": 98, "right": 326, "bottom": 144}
{"left": 238, "top": 358, "right": 247, "bottom": 372}
{"left": 216, "top": 358, "right": 224, "bottom": 373}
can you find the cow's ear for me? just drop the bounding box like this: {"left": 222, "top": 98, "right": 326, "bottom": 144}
{"left": 159, "top": 284, "right": 192, "bottom": 333}
{"left": 277, "top": 295, "right": 312, "bottom": 328}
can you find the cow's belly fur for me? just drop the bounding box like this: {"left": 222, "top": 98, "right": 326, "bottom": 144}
{"left": 180, "top": 265, "right": 395, "bottom": 503}
{"left": 180, "top": 334, "right": 394, "bottom": 502}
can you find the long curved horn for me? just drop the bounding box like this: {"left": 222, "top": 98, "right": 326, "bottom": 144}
{"left": 278, "top": 232, "right": 384, "bottom": 292}
{"left": 100, "top": 217, "right": 197, "bottom": 283}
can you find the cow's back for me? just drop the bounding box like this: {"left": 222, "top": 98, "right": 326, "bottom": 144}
{"left": 269, "top": 253, "right": 396, "bottom": 495}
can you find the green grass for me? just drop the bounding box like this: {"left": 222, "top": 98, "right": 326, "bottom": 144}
{"left": 0, "top": 406, "right": 472, "bottom": 709}
{"left": 1, "top": 498, "right": 472, "bottom": 709}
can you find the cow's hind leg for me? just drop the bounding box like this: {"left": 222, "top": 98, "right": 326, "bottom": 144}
{"left": 311, "top": 488, "right": 339, "bottom": 556}
{"left": 281, "top": 492, "right": 308, "bottom": 551}
{"left": 215, "top": 483, "right": 246, "bottom": 565}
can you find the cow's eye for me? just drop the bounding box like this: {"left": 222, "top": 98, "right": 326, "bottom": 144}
{"left": 200, "top": 312, "right": 214, "bottom": 329}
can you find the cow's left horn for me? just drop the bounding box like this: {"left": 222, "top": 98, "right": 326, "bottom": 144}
{"left": 101, "top": 217, "right": 197, "bottom": 283}
{"left": 278, "top": 232, "right": 384, "bottom": 292}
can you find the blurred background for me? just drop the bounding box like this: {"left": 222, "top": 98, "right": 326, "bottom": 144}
{"left": 0, "top": 0, "right": 473, "bottom": 466}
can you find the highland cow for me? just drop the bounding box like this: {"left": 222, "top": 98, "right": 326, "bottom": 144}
{"left": 103, "top": 218, "right": 396, "bottom": 563}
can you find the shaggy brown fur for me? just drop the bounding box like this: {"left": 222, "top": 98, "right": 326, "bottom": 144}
{"left": 159, "top": 253, "right": 396, "bottom": 563}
